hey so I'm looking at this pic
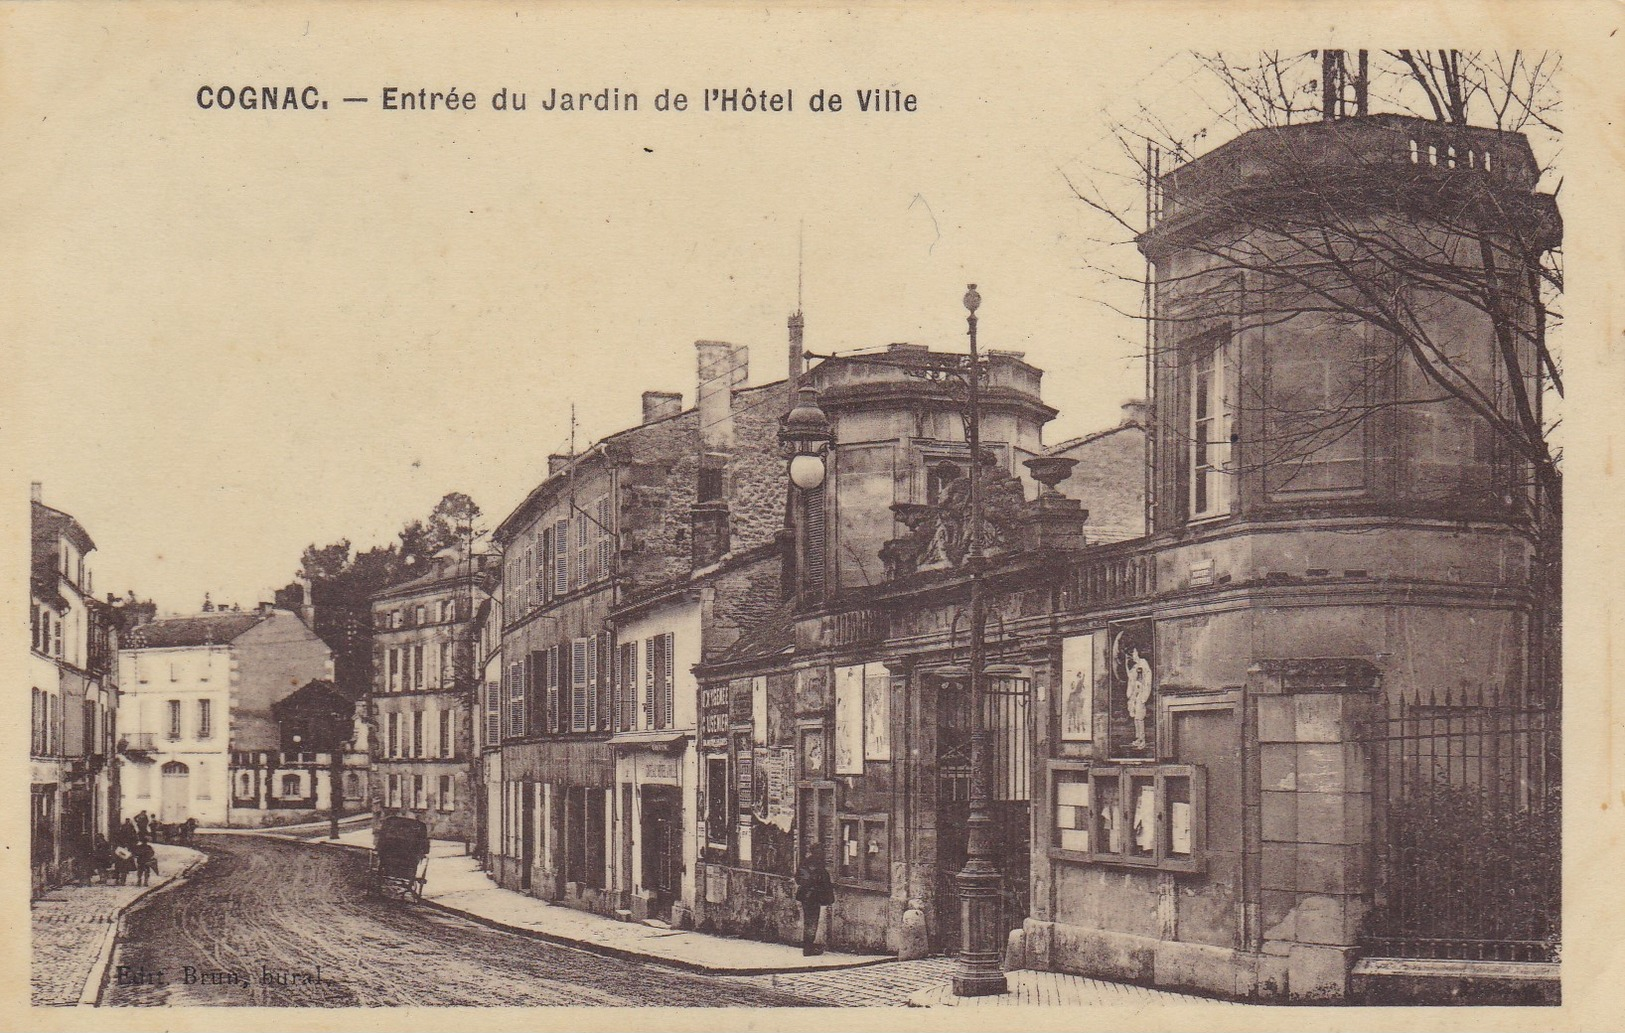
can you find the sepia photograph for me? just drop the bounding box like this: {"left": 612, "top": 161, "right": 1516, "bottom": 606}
{"left": 7, "top": 3, "right": 1614, "bottom": 1027}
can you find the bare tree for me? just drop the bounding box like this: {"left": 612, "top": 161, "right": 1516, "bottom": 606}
{"left": 1066, "top": 50, "right": 1562, "bottom": 700}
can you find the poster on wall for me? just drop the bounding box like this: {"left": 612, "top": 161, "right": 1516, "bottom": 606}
{"left": 833, "top": 664, "right": 864, "bottom": 774}
{"left": 1108, "top": 619, "right": 1156, "bottom": 758}
{"left": 1060, "top": 633, "right": 1096, "bottom": 742}
{"left": 752, "top": 747, "right": 794, "bottom": 832}
{"left": 863, "top": 665, "right": 891, "bottom": 761}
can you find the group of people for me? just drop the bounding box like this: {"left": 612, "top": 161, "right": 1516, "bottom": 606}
{"left": 87, "top": 810, "right": 186, "bottom": 887}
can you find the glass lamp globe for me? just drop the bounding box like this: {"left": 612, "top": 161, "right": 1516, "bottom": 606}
{"left": 789, "top": 453, "right": 827, "bottom": 491}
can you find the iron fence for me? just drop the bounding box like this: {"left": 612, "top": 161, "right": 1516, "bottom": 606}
{"left": 1362, "top": 688, "right": 1560, "bottom": 963}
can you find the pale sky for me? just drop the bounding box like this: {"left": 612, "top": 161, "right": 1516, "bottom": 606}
{"left": 2, "top": 5, "right": 1571, "bottom": 615}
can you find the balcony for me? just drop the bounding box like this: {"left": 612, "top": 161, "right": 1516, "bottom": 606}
{"left": 120, "top": 732, "right": 158, "bottom": 755}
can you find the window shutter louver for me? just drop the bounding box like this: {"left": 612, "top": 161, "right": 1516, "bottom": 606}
{"left": 586, "top": 636, "right": 599, "bottom": 730}
{"left": 805, "top": 484, "right": 826, "bottom": 592}
{"left": 555, "top": 519, "right": 570, "bottom": 595}
{"left": 598, "top": 632, "right": 613, "bottom": 730}
{"left": 662, "top": 632, "right": 675, "bottom": 730}
{"left": 644, "top": 637, "right": 655, "bottom": 728}
{"left": 548, "top": 645, "right": 561, "bottom": 733}
{"left": 619, "top": 641, "right": 636, "bottom": 731}
{"left": 571, "top": 639, "right": 588, "bottom": 732}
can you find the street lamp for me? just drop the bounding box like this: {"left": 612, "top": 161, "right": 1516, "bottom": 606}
{"left": 951, "top": 284, "right": 1008, "bottom": 997}
{"left": 790, "top": 287, "right": 1007, "bottom": 995}
{"left": 781, "top": 386, "right": 835, "bottom": 490}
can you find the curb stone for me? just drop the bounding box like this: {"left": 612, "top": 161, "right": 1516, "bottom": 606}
{"left": 80, "top": 851, "right": 209, "bottom": 1007}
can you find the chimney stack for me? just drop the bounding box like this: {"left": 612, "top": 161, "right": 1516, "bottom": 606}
{"left": 641, "top": 391, "right": 684, "bottom": 426}
{"left": 30, "top": 481, "right": 42, "bottom": 503}
{"left": 696, "top": 342, "right": 747, "bottom": 450}
{"left": 787, "top": 311, "right": 805, "bottom": 411}
{"left": 1120, "top": 399, "right": 1150, "bottom": 427}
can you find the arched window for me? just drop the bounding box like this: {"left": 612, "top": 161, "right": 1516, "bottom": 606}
{"left": 281, "top": 773, "right": 301, "bottom": 797}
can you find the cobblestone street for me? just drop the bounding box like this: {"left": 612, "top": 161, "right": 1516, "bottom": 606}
{"left": 32, "top": 844, "right": 203, "bottom": 1006}
{"left": 102, "top": 835, "right": 823, "bottom": 1008}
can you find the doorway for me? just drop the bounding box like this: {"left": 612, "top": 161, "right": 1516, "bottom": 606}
{"left": 640, "top": 785, "right": 682, "bottom": 919}
{"left": 520, "top": 782, "right": 535, "bottom": 890}
{"left": 160, "top": 761, "right": 190, "bottom": 824}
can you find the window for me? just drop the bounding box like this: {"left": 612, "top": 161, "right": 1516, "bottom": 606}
{"left": 540, "top": 526, "right": 555, "bottom": 602}
{"left": 52, "top": 613, "right": 63, "bottom": 657}
{"left": 836, "top": 813, "right": 889, "bottom": 888}
{"left": 413, "top": 775, "right": 426, "bottom": 810}
{"left": 281, "top": 773, "right": 301, "bottom": 797}
{"left": 507, "top": 661, "right": 526, "bottom": 738}
{"left": 415, "top": 604, "right": 426, "bottom": 626}
{"left": 440, "top": 640, "right": 454, "bottom": 687}
{"left": 571, "top": 638, "right": 588, "bottom": 732}
{"left": 439, "top": 707, "right": 452, "bottom": 757}
{"left": 439, "top": 598, "right": 453, "bottom": 623}
{"left": 387, "top": 773, "right": 401, "bottom": 808}
{"left": 388, "top": 648, "right": 400, "bottom": 693}
{"left": 393, "top": 610, "right": 402, "bottom": 629}
{"left": 706, "top": 756, "right": 731, "bottom": 848}
{"left": 586, "top": 635, "right": 600, "bottom": 730}
{"left": 576, "top": 511, "right": 590, "bottom": 586}
{"left": 1188, "top": 334, "right": 1233, "bottom": 518}
{"left": 485, "top": 680, "right": 501, "bottom": 747}
{"left": 547, "top": 645, "right": 562, "bottom": 734}
{"left": 555, "top": 518, "right": 570, "bottom": 595}
{"left": 618, "top": 641, "right": 637, "bottom": 732}
{"left": 387, "top": 712, "right": 400, "bottom": 757}
{"left": 167, "top": 699, "right": 183, "bottom": 740}
{"left": 439, "top": 774, "right": 455, "bottom": 811}
{"left": 235, "top": 771, "right": 251, "bottom": 800}
{"left": 1050, "top": 763, "right": 1204, "bottom": 873}
{"left": 595, "top": 496, "right": 614, "bottom": 578}
{"left": 648, "top": 633, "right": 675, "bottom": 730}
{"left": 413, "top": 645, "right": 425, "bottom": 690}
{"left": 197, "top": 699, "right": 212, "bottom": 740}
{"left": 413, "top": 711, "right": 425, "bottom": 757}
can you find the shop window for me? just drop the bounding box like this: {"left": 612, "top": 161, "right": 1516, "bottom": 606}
{"left": 1049, "top": 762, "right": 1204, "bottom": 873}
{"left": 836, "top": 813, "right": 889, "bottom": 889}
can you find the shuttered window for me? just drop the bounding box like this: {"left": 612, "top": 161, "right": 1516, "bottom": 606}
{"left": 597, "top": 631, "right": 613, "bottom": 730}
{"left": 485, "top": 681, "right": 500, "bottom": 747}
{"left": 540, "top": 527, "right": 554, "bottom": 601}
{"left": 507, "top": 661, "right": 525, "bottom": 739}
{"left": 555, "top": 518, "right": 570, "bottom": 595}
{"left": 650, "top": 633, "right": 674, "bottom": 730}
{"left": 595, "top": 496, "right": 613, "bottom": 580}
{"left": 586, "top": 635, "right": 599, "bottom": 731}
{"left": 618, "top": 641, "right": 637, "bottom": 731}
{"left": 548, "top": 645, "right": 562, "bottom": 733}
{"left": 804, "top": 484, "right": 826, "bottom": 592}
{"left": 571, "top": 639, "right": 588, "bottom": 732}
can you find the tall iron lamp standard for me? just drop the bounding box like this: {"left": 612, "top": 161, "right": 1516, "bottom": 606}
{"left": 951, "top": 284, "right": 1007, "bottom": 996}
{"left": 786, "top": 287, "right": 1008, "bottom": 995}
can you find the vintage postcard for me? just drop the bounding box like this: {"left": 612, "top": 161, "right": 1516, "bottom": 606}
{"left": 5, "top": 1, "right": 1620, "bottom": 1030}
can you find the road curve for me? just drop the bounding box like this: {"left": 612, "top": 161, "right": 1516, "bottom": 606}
{"left": 103, "top": 834, "right": 822, "bottom": 1008}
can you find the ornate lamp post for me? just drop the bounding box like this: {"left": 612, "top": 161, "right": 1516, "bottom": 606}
{"left": 951, "top": 284, "right": 1007, "bottom": 997}
{"left": 781, "top": 386, "right": 835, "bottom": 492}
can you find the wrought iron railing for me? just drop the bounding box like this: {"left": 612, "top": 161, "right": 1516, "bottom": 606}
{"left": 1362, "top": 688, "right": 1560, "bottom": 963}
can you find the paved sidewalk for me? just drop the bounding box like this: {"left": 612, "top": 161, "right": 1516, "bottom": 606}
{"left": 907, "top": 968, "right": 1246, "bottom": 1008}
{"left": 31, "top": 844, "right": 207, "bottom": 1006}
{"left": 237, "top": 823, "right": 893, "bottom": 976}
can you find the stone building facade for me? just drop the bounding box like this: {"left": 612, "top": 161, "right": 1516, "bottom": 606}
{"left": 119, "top": 607, "right": 334, "bottom": 827}
{"left": 483, "top": 337, "right": 788, "bottom": 917}
{"left": 30, "top": 486, "right": 120, "bottom": 895}
{"left": 370, "top": 549, "right": 491, "bottom": 842}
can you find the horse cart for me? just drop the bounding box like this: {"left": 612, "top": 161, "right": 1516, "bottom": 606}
{"left": 369, "top": 816, "right": 429, "bottom": 902}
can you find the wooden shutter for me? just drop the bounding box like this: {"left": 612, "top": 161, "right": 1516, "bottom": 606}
{"left": 662, "top": 632, "right": 675, "bottom": 730}
{"left": 587, "top": 636, "right": 600, "bottom": 730}
{"left": 555, "top": 518, "right": 570, "bottom": 595}
{"left": 485, "top": 681, "right": 500, "bottom": 747}
{"left": 548, "top": 645, "right": 561, "bottom": 733}
{"left": 541, "top": 527, "right": 553, "bottom": 601}
{"left": 571, "top": 639, "right": 588, "bottom": 732}
{"left": 597, "top": 632, "right": 613, "bottom": 730}
{"left": 651, "top": 635, "right": 669, "bottom": 730}
{"left": 644, "top": 637, "right": 656, "bottom": 728}
{"left": 804, "top": 484, "right": 826, "bottom": 592}
{"left": 618, "top": 641, "right": 636, "bottom": 731}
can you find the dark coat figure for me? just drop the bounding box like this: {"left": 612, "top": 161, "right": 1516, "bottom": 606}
{"left": 116, "top": 819, "right": 137, "bottom": 848}
{"left": 133, "top": 840, "right": 158, "bottom": 887}
{"left": 110, "top": 843, "right": 136, "bottom": 886}
{"left": 180, "top": 818, "right": 198, "bottom": 845}
{"left": 794, "top": 844, "right": 835, "bottom": 956}
{"left": 133, "top": 810, "right": 150, "bottom": 840}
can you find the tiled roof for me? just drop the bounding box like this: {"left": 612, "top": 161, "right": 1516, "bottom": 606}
{"left": 710, "top": 599, "right": 797, "bottom": 668}
{"left": 123, "top": 612, "right": 266, "bottom": 649}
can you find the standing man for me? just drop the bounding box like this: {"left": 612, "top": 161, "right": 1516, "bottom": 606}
{"left": 794, "top": 842, "right": 835, "bottom": 957}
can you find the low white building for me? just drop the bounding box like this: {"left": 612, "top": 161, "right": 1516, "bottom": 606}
{"left": 119, "top": 608, "right": 332, "bottom": 825}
